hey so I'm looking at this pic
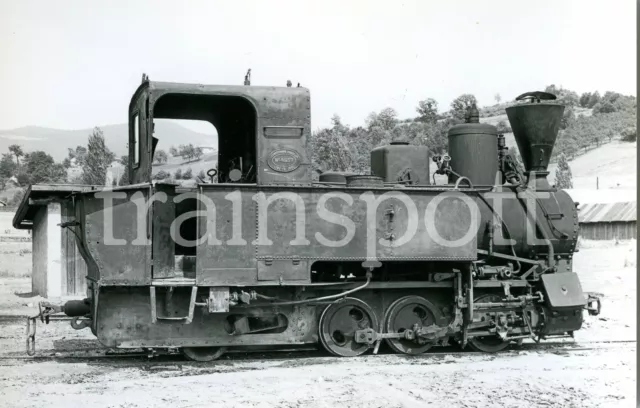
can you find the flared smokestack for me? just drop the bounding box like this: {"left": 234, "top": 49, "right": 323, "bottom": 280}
{"left": 506, "top": 91, "right": 564, "bottom": 189}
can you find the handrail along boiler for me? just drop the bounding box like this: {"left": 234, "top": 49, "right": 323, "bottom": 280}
{"left": 25, "top": 78, "right": 602, "bottom": 360}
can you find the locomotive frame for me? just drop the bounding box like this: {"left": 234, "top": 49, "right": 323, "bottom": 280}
{"left": 18, "top": 77, "right": 602, "bottom": 360}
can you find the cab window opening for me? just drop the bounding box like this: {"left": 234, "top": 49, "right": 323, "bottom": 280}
{"left": 132, "top": 112, "right": 140, "bottom": 168}
{"left": 150, "top": 118, "right": 218, "bottom": 185}
{"left": 152, "top": 93, "right": 257, "bottom": 184}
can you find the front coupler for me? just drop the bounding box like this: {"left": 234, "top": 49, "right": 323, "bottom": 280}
{"left": 25, "top": 299, "right": 92, "bottom": 356}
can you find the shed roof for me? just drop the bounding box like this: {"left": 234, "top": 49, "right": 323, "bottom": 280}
{"left": 578, "top": 201, "right": 637, "bottom": 223}
{"left": 12, "top": 184, "right": 101, "bottom": 229}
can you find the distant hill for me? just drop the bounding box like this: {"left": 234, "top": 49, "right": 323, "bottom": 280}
{"left": 549, "top": 140, "right": 636, "bottom": 191}
{"left": 0, "top": 122, "right": 218, "bottom": 161}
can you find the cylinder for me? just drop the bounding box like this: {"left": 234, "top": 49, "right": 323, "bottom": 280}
{"left": 447, "top": 123, "right": 498, "bottom": 186}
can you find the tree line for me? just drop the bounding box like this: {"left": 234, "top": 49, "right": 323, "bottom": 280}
{"left": 308, "top": 94, "right": 480, "bottom": 175}
{"left": 309, "top": 86, "right": 636, "bottom": 176}
{"left": 0, "top": 127, "right": 116, "bottom": 205}
{"left": 550, "top": 85, "right": 637, "bottom": 160}
{"left": 153, "top": 144, "right": 204, "bottom": 165}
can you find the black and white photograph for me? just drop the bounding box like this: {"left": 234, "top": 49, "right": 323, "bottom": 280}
{"left": 0, "top": 1, "right": 637, "bottom": 407}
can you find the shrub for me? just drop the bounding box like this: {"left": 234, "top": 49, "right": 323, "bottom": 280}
{"left": 621, "top": 127, "right": 637, "bottom": 142}
{"left": 153, "top": 170, "right": 170, "bottom": 180}
{"left": 496, "top": 120, "right": 511, "bottom": 133}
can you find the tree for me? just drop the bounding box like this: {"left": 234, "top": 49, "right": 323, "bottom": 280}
{"left": 183, "top": 168, "right": 193, "bottom": 179}
{"left": 587, "top": 91, "right": 601, "bottom": 108}
{"left": 8, "top": 144, "right": 24, "bottom": 166}
{"left": 544, "top": 84, "right": 578, "bottom": 106}
{"left": 154, "top": 149, "right": 168, "bottom": 164}
{"left": 174, "top": 168, "right": 183, "bottom": 179}
{"left": 554, "top": 153, "right": 573, "bottom": 189}
{"left": 366, "top": 108, "right": 398, "bottom": 131}
{"left": 561, "top": 107, "right": 575, "bottom": 129}
{"left": 169, "top": 146, "right": 179, "bottom": 157}
{"left": 68, "top": 146, "right": 87, "bottom": 165}
{"left": 15, "top": 171, "right": 30, "bottom": 186}
{"left": 309, "top": 119, "right": 355, "bottom": 173}
{"left": 0, "top": 153, "right": 17, "bottom": 178}
{"left": 579, "top": 92, "right": 591, "bottom": 108}
{"left": 416, "top": 98, "right": 438, "bottom": 123}
{"left": 193, "top": 147, "right": 204, "bottom": 161}
{"left": 117, "top": 155, "right": 130, "bottom": 186}
{"left": 560, "top": 91, "right": 579, "bottom": 107}
{"left": 494, "top": 93, "right": 502, "bottom": 104}
{"left": 178, "top": 145, "right": 188, "bottom": 161}
{"left": 450, "top": 94, "right": 478, "bottom": 121}
{"left": 81, "top": 127, "right": 115, "bottom": 186}
{"left": 23, "top": 151, "right": 67, "bottom": 184}
{"left": 593, "top": 101, "right": 616, "bottom": 114}
{"left": 602, "top": 91, "right": 621, "bottom": 104}
{"left": 177, "top": 144, "right": 201, "bottom": 162}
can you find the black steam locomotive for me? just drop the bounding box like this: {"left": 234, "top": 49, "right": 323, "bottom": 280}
{"left": 25, "top": 78, "right": 601, "bottom": 361}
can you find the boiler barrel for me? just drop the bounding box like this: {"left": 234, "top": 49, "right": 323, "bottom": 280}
{"left": 448, "top": 123, "right": 498, "bottom": 186}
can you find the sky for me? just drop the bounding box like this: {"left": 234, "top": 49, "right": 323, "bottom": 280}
{"left": 0, "top": 0, "right": 636, "bottom": 134}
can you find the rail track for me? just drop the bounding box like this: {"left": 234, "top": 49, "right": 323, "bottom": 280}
{"left": 0, "top": 315, "right": 634, "bottom": 365}
{"left": 0, "top": 340, "right": 634, "bottom": 364}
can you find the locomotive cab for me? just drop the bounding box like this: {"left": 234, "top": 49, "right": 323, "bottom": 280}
{"left": 128, "top": 77, "right": 312, "bottom": 186}
{"left": 125, "top": 78, "right": 314, "bottom": 263}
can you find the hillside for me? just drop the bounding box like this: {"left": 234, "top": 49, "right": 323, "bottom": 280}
{"left": 549, "top": 139, "right": 636, "bottom": 192}
{"left": 0, "top": 121, "right": 217, "bottom": 161}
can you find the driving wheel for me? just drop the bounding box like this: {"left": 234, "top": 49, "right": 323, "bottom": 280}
{"left": 468, "top": 293, "right": 511, "bottom": 353}
{"left": 384, "top": 295, "right": 442, "bottom": 355}
{"left": 318, "top": 298, "right": 378, "bottom": 357}
{"left": 182, "top": 346, "right": 227, "bottom": 362}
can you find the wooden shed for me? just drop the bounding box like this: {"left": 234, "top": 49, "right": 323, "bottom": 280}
{"left": 578, "top": 201, "right": 637, "bottom": 240}
{"left": 13, "top": 185, "right": 97, "bottom": 299}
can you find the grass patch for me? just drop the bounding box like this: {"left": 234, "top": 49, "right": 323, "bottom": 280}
{"left": 0, "top": 269, "right": 31, "bottom": 278}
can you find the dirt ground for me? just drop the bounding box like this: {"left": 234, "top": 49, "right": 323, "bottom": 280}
{"left": 0, "top": 239, "right": 636, "bottom": 408}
